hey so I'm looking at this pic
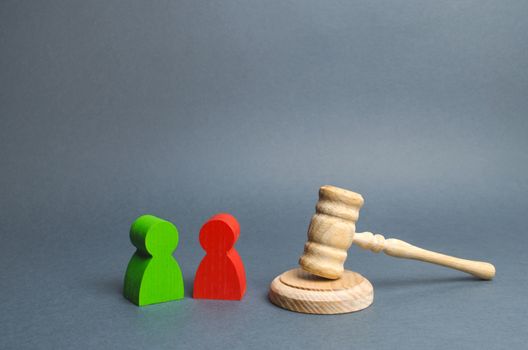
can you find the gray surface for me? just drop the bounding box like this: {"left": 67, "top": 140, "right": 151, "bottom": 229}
{"left": 1, "top": 1, "right": 527, "bottom": 349}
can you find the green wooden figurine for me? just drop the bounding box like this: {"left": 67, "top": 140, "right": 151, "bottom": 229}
{"left": 124, "top": 215, "right": 184, "bottom": 306}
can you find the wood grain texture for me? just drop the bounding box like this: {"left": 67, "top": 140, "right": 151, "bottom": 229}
{"left": 268, "top": 268, "right": 373, "bottom": 314}
{"left": 354, "top": 232, "right": 496, "bottom": 280}
{"left": 299, "top": 185, "right": 364, "bottom": 279}
{"left": 299, "top": 185, "right": 496, "bottom": 280}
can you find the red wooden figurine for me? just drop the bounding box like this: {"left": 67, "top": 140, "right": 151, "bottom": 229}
{"left": 193, "top": 213, "right": 247, "bottom": 300}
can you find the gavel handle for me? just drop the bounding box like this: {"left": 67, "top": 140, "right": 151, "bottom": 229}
{"left": 353, "top": 232, "right": 496, "bottom": 280}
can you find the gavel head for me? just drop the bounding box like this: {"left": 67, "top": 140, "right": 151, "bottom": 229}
{"left": 299, "top": 185, "right": 364, "bottom": 279}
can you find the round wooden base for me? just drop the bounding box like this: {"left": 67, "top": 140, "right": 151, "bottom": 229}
{"left": 269, "top": 268, "right": 373, "bottom": 314}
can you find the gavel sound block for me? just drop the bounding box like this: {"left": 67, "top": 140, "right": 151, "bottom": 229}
{"left": 269, "top": 185, "right": 496, "bottom": 315}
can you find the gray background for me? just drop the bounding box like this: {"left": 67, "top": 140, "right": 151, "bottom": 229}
{"left": 1, "top": 1, "right": 527, "bottom": 349}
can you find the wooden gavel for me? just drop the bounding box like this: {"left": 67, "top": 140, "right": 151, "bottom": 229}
{"left": 299, "top": 185, "right": 496, "bottom": 280}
